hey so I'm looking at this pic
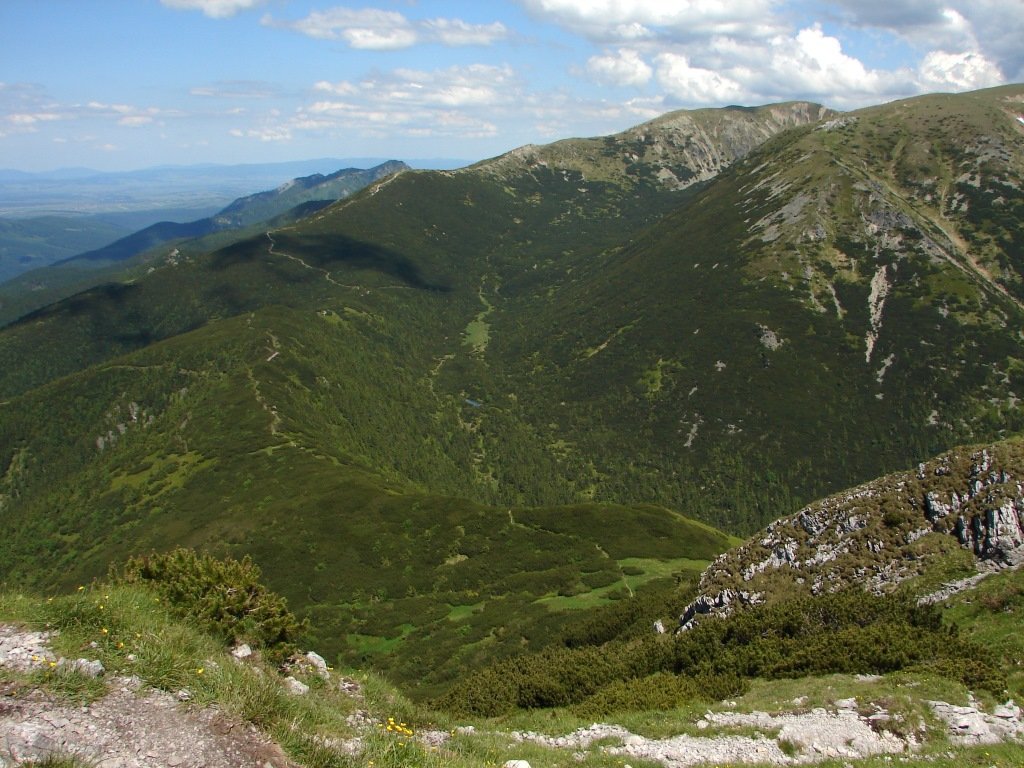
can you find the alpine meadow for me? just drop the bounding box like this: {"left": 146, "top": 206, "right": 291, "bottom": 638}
{"left": 2, "top": 84, "right": 1024, "bottom": 768}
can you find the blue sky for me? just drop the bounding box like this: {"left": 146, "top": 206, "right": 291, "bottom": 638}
{"left": 1, "top": 0, "right": 1020, "bottom": 171}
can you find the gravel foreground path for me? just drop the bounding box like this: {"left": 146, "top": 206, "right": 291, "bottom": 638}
{"left": 0, "top": 625, "right": 294, "bottom": 768}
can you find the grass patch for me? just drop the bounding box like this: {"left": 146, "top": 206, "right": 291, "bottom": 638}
{"left": 446, "top": 602, "right": 485, "bottom": 622}
{"left": 346, "top": 624, "right": 416, "bottom": 655}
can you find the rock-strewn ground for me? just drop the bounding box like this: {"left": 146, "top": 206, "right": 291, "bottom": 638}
{"left": 0, "top": 625, "right": 294, "bottom": 768}
{"left": 3, "top": 624, "right": 1023, "bottom": 768}
{"left": 512, "top": 694, "right": 1024, "bottom": 767}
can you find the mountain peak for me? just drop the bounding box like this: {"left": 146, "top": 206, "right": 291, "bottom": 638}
{"left": 467, "top": 100, "right": 836, "bottom": 190}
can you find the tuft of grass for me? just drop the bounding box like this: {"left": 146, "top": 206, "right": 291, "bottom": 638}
{"left": 18, "top": 755, "right": 98, "bottom": 768}
{"left": 29, "top": 664, "right": 107, "bottom": 705}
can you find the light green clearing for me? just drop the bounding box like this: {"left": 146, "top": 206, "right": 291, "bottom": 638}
{"left": 618, "top": 557, "right": 710, "bottom": 584}
{"left": 639, "top": 358, "right": 682, "bottom": 398}
{"left": 463, "top": 317, "right": 490, "bottom": 352}
{"left": 446, "top": 601, "right": 486, "bottom": 622}
{"left": 345, "top": 623, "right": 416, "bottom": 655}
{"left": 582, "top": 322, "right": 636, "bottom": 359}
{"left": 109, "top": 451, "right": 212, "bottom": 496}
{"left": 463, "top": 282, "right": 495, "bottom": 353}
{"left": 537, "top": 557, "right": 711, "bottom": 612}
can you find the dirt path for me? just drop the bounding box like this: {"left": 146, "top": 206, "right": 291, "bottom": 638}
{"left": 0, "top": 625, "right": 294, "bottom": 768}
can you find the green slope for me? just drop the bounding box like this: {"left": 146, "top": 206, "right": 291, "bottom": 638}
{"left": 0, "top": 301, "right": 734, "bottom": 695}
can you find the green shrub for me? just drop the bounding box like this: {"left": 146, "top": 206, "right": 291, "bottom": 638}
{"left": 113, "top": 548, "right": 305, "bottom": 659}
{"left": 573, "top": 672, "right": 698, "bottom": 716}
{"left": 435, "top": 588, "right": 999, "bottom": 716}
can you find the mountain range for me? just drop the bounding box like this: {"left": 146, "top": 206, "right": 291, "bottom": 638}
{"left": 0, "top": 84, "right": 1023, "bottom": 701}
{"left": 0, "top": 161, "right": 408, "bottom": 325}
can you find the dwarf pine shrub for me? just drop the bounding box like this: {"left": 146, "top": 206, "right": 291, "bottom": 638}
{"left": 436, "top": 589, "right": 1004, "bottom": 716}
{"left": 113, "top": 548, "right": 305, "bottom": 659}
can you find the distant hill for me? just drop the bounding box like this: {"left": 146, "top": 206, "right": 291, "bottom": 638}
{"left": 56, "top": 161, "right": 410, "bottom": 266}
{"left": 0, "top": 215, "right": 131, "bottom": 283}
{"left": 0, "top": 161, "right": 409, "bottom": 324}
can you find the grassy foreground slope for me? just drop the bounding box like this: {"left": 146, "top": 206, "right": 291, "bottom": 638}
{"left": 2, "top": 551, "right": 1022, "bottom": 768}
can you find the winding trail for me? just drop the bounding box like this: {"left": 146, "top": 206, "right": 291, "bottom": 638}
{"left": 265, "top": 232, "right": 344, "bottom": 288}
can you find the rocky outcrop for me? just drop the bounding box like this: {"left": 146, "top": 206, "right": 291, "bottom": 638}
{"left": 678, "top": 440, "right": 1024, "bottom": 628}
{"left": 471, "top": 101, "right": 833, "bottom": 190}
{"left": 678, "top": 589, "right": 762, "bottom": 631}
{"left": 929, "top": 698, "right": 1024, "bottom": 745}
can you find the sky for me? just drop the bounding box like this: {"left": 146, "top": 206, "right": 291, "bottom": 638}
{"left": 1, "top": 0, "right": 1021, "bottom": 172}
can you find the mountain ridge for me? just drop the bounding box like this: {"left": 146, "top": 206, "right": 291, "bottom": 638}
{"left": 679, "top": 436, "right": 1024, "bottom": 632}
{"left": 54, "top": 160, "right": 410, "bottom": 267}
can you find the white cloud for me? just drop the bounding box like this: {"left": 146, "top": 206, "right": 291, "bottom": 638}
{"left": 519, "top": 0, "right": 781, "bottom": 42}
{"left": 761, "top": 26, "right": 890, "bottom": 97}
{"left": 285, "top": 64, "right": 534, "bottom": 142}
{"left": 190, "top": 81, "right": 277, "bottom": 99}
{"left": 824, "top": 1, "right": 1022, "bottom": 81}
{"left": 229, "top": 126, "right": 292, "bottom": 141}
{"left": 586, "top": 49, "right": 653, "bottom": 87}
{"left": 161, "top": 0, "right": 266, "bottom": 19}
{"left": 655, "top": 53, "right": 744, "bottom": 103}
{"left": 118, "top": 115, "right": 154, "bottom": 128}
{"left": 8, "top": 113, "right": 61, "bottom": 126}
{"left": 265, "top": 7, "right": 508, "bottom": 49}
{"left": 421, "top": 18, "right": 508, "bottom": 46}
{"left": 314, "top": 80, "right": 359, "bottom": 96}
{"left": 917, "top": 50, "right": 1004, "bottom": 90}
{"left": 269, "top": 8, "right": 415, "bottom": 48}
{"left": 523, "top": 0, "right": 1012, "bottom": 109}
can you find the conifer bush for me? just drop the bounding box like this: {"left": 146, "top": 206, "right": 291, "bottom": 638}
{"left": 436, "top": 589, "right": 1004, "bottom": 716}
{"left": 113, "top": 548, "right": 305, "bottom": 659}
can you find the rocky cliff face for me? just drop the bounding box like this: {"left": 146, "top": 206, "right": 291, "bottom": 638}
{"left": 469, "top": 101, "right": 834, "bottom": 189}
{"left": 680, "top": 438, "right": 1024, "bottom": 629}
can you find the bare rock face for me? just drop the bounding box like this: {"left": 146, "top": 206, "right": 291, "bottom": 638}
{"left": 677, "top": 441, "right": 1024, "bottom": 628}
{"left": 471, "top": 102, "right": 834, "bottom": 191}
{"left": 678, "top": 589, "right": 762, "bottom": 631}
{"left": 929, "top": 699, "right": 1024, "bottom": 744}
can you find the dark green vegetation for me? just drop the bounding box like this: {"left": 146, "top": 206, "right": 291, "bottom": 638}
{"left": 437, "top": 589, "right": 1002, "bottom": 717}
{"left": 1, "top": 86, "right": 1023, "bottom": 701}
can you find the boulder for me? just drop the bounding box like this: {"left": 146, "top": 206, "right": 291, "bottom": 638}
{"left": 305, "top": 650, "right": 330, "bottom": 679}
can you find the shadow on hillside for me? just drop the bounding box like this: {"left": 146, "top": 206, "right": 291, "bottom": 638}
{"left": 19, "top": 281, "right": 141, "bottom": 325}
{"left": 210, "top": 233, "right": 451, "bottom": 293}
